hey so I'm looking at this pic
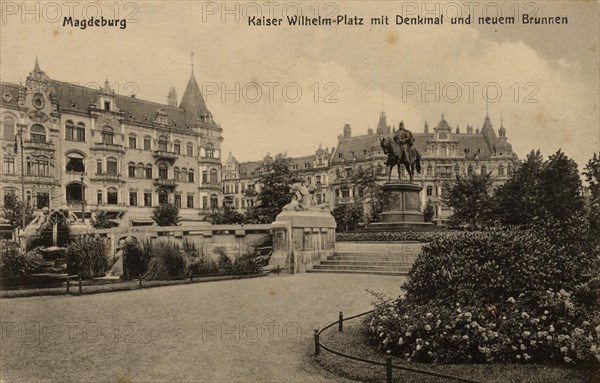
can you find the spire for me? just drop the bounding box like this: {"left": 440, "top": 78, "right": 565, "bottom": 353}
{"left": 377, "top": 111, "right": 389, "bottom": 134}
{"left": 179, "top": 62, "right": 211, "bottom": 125}
{"left": 27, "top": 56, "right": 49, "bottom": 84}
{"left": 35, "top": 56, "right": 40, "bottom": 71}
{"left": 190, "top": 51, "right": 195, "bottom": 75}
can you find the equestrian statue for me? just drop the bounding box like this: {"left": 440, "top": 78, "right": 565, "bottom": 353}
{"left": 379, "top": 121, "right": 421, "bottom": 182}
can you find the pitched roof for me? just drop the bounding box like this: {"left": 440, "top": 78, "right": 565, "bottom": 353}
{"left": 179, "top": 73, "right": 211, "bottom": 125}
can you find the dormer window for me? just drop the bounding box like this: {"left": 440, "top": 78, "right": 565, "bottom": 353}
{"left": 104, "top": 101, "right": 111, "bottom": 111}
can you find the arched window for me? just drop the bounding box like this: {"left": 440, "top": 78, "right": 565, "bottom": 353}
{"left": 188, "top": 169, "right": 195, "bottom": 183}
{"left": 181, "top": 168, "right": 188, "bottom": 183}
{"left": 145, "top": 164, "right": 153, "bottom": 179}
{"left": 106, "top": 157, "right": 118, "bottom": 176}
{"left": 467, "top": 165, "right": 473, "bottom": 176}
{"left": 2, "top": 117, "right": 15, "bottom": 141}
{"left": 158, "top": 163, "right": 168, "bottom": 179}
{"left": 507, "top": 164, "right": 513, "bottom": 176}
{"left": 158, "top": 136, "right": 168, "bottom": 151}
{"left": 209, "top": 168, "right": 218, "bottom": 184}
{"left": 107, "top": 187, "right": 118, "bottom": 205}
{"left": 65, "top": 152, "right": 85, "bottom": 173}
{"left": 173, "top": 140, "right": 181, "bottom": 154}
{"left": 174, "top": 167, "right": 180, "bottom": 181}
{"left": 65, "top": 120, "right": 75, "bottom": 140}
{"left": 426, "top": 186, "right": 433, "bottom": 196}
{"left": 186, "top": 143, "right": 194, "bottom": 157}
{"left": 206, "top": 145, "right": 214, "bottom": 158}
{"left": 76, "top": 122, "right": 86, "bottom": 141}
{"left": 102, "top": 127, "right": 114, "bottom": 145}
{"left": 498, "top": 165, "right": 505, "bottom": 176}
{"left": 30, "top": 124, "right": 46, "bottom": 142}
{"left": 426, "top": 165, "right": 433, "bottom": 177}
{"left": 128, "top": 162, "right": 136, "bottom": 178}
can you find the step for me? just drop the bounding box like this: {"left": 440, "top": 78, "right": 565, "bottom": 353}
{"left": 312, "top": 264, "right": 411, "bottom": 272}
{"left": 320, "top": 260, "right": 412, "bottom": 267}
{"left": 306, "top": 269, "right": 407, "bottom": 276}
{"left": 330, "top": 255, "right": 417, "bottom": 262}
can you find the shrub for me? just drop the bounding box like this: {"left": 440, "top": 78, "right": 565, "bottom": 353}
{"left": 336, "top": 231, "right": 455, "bottom": 243}
{"left": 366, "top": 217, "right": 600, "bottom": 366}
{"left": 66, "top": 236, "right": 109, "bottom": 279}
{"left": 0, "top": 242, "right": 42, "bottom": 287}
{"left": 152, "top": 203, "right": 180, "bottom": 226}
{"left": 91, "top": 211, "right": 119, "bottom": 229}
{"left": 232, "top": 252, "right": 262, "bottom": 275}
{"left": 143, "top": 241, "right": 186, "bottom": 280}
{"left": 215, "top": 246, "right": 233, "bottom": 275}
{"left": 122, "top": 240, "right": 150, "bottom": 280}
{"left": 181, "top": 240, "right": 219, "bottom": 275}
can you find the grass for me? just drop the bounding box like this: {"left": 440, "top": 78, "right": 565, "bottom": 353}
{"left": 0, "top": 273, "right": 268, "bottom": 299}
{"left": 316, "top": 321, "right": 598, "bottom": 383}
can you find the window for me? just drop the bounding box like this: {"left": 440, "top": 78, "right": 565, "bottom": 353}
{"left": 508, "top": 165, "right": 513, "bottom": 176}
{"left": 426, "top": 186, "right": 433, "bottom": 196}
{"left": 158, "top": 191, "right": 168, "bottom": 205}
{"left": 467, "top": 166, "right": 473, "bottom": 176}
{"left": 28, "top": 156, "right": 49, "bottom": 176}
{"left": 174, "top": 167, "right": 180, "bottom": 181}
{"left": 158, "top": 136, "right": 168, "bottom": 151}
{"left": 102, "top": 127, "right": 114, "bottom": 145}
{"left": 206, "top": 145, "right": 214, "bottom": 158}
{"left": 426, "top": 165, "right": 433, "bottom": 177}
{"left": 188, "top": 169, "right": 194, "bottom": 183}
{"left": 209, "top": 169, "right": 218, "bottom": 184}
{"left": 187, "top": 143, "right": 193, "bottom": 157}
{"left": 498, "top": 165, "right": 505, "bottom": 176}
{"left": 144, "top": 192, "right": 152, "bottom": 207}
{"left": 104, "top": 101, "right": 111, "bottom": 111}
{"left": 96, "top": 160, "right": 103, "bottom": 175}
{"left": 158, "top": 164, "right": 168, "bottom": 180}
{"left": 129, "top": 136, "right": 137, "bottom": 149}
{"left": 341, "top": 187, "right": 350, "bottom": 198}
{"left": 66, "top": 120, "right": 75, "bottom": 140}
{"left": 3, "top": 190, "right": 15, "bottom": 207}
{"left": 76, "top": 123, "right": 86, "bottom": 141}
{"left": 129, "top": 192, "right": 137, "bottom": 206}
{"left": 3, "top": 117, "right": 15, "bottom": 140}
{"left": 107, "top": 158, "right": 118, "bottom": 176}
{"left": 202, "top": 196, "right": 208, "bottom": 209}
{"left": 36, "top": 192, "right": 49, "bottom": 209}
{"left": 181, "top": 168, "right": 188, "bottom": 183}
{"left": 145, "top": 165, "right": 153, "bottom": 179}
{"left": 97, "top": 191, "right": 103, "bottom": 204}
{"left": 30, "top": 124, "right": 46, "bottom": 142}
{"left": 66, "top": 155, "right": 85, "bottom": 173}
{"left": 174, "top": 194, "right": 181, "bottom": 207}
{"left": 107, "top": 188, "right": 118, "bottom": 205}
{"left": 3, "top": 158, "right": 15, "bottom": 174}
{"left": 481, "top": 165, "right": 487, "bottom": 175}
{"left": 187, "top": 195, "right": 194, "bottom": 208}
{"left": 128, "top": 163, "right": 136, "bottom": 178}
{"left": 202, "top": 171, "right": 208, "bottom": 183}
{"left": 143, "top": 137, "right": 151, "bottom": 151}
{"left": 210, "top": 194, "right": 218, "bottom": 209}
{"left": 174, "top": 143, "right": 181, "bottom": 154}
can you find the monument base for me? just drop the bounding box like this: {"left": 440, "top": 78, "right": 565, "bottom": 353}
{"left": 367, "top": 181, "right": 433, "bottom": 230}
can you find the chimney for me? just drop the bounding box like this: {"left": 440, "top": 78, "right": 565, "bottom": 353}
{"left": 343, "top": 124, "right": 352, "bottom": 138}
{"left": 367, "top": 128, "right": 373, "bottom": 135}
{"left": 456, "top": 124, "right": 460, "bottom": 134}
{"left": 424, "top": 121, "right": 429, "bottom": 133}
{"left": 167, "top": 87, "right": 177, "bottom": 107}
{"left": 467, "top": 125, "right": 473, "bottom": 134}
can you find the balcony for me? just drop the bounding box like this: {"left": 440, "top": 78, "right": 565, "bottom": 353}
{"left": 199, "top": 156, "right": 221, "bottom": 164}
{"left": 22, "top": 140, "right": 55, "bottom": 152}
{"left": 91, "top": 142, "right": 126, "bottom": 154}
{"left": 153, "top": 150, "right": 178, "bottom": 163}
{"left": 437, "top": 172, "right": 455, "bottom": 179}
{"left": 90, "top": 174, "right": 125, "bottom": 184}
{"left": 154, "top": 178, "right": 178, "bottom": 189}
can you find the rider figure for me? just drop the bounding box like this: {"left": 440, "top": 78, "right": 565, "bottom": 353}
{"left": 393, "top": 121, "right": 415, "bottom": 164}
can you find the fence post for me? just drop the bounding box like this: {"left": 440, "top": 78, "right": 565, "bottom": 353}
{"left": 66, "top": 276, "right": 70, "bottom": 295}
{"left": 386, "top": 353, "right": 393, "bottom": 383}
{"left": 314, "top": 329, "right": 320, "bottom": 356}
{"left": 338, "top": 311, "right": 343, "bottom": 332}
{"left": 78, "top": 277, "right": 82, "bottom": 296}
{"left": 190, "top": 274, "right": 193, "bottom": 284}
{"left": 139, "top": 274, "right": 143, "bottom": 289}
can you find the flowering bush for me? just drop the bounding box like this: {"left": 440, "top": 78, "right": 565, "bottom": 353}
{"left": 336, "top": 230, "right": 455, "bottom": 243}
{"left": 366, "top": 219, "right": 600, "bottom": 366}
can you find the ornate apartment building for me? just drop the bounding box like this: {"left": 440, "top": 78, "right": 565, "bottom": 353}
{"left": 0, "top": 60, "right": 223, "bottom": 225}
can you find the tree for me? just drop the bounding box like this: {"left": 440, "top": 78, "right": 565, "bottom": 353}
{"left": 351, "top": 165, "right": 384, "bottom": 223}
{"left": 492, "top": 150, "right": 583, "bottom": 225}
{"left": 245, "top": 154, "right": 294, "bottom": 224}
{"left": 442, "top": 172, "right": 494, "bottom": 229}
{"left": 210, "top": 206, "right": 245, "bottom": 224}
{"left": 91, "top": 211, "right": 119, "bottom": 229}
{"left": 332, "top": 203, "right": 363, "bottom": 232}
{"left": 152, "top": 202, "right": 180, "bottom": 226}
{"left": 583, "top": 153, "right": 600, "bottom": 238}
{"left": 2, "top": 194, "right": 34, "bottom": 229}
{"left": 423, "top": 199, "right": 435, "bottom": 223}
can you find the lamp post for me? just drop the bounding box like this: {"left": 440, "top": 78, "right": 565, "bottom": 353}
{"left": 16, "top": 124, "right": 26, "bottom": 230}
{"left": 80, "top": 172, "right": 85, "bottom": 224}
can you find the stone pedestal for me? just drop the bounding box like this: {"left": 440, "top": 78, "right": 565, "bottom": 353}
{"left": 369, "top": 181, "right": 433, "bottom": 230}
{"left": 270, "top": 210, "right": 336, "bottom": 273}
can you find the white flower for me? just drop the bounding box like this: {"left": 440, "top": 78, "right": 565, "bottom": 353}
{"left": 543, "top": 310, "right": 549, "bottom": 315}
{"left": 520, "top": 344, "right": 527, "bottom": 351}
{"left": 560, "top": 346, "right": 568, "bottom": 353}
{"left": 462, "top": 335, "right": 469, "bottom": 340}
{"left": 549, "top": 325, "right": 555, "bottom": 333}
{"left": 530, "top": 340, "right": 537, "bottom": 346}
{"left": 416, "top": 345, "right": 422, "bottom": 351}
{"left": 546, "top": 335, "right": 553, "bottom": 341}
{"left": 398, "top": 337, "right": 404, "bottom": 345}
{"left": 426, "top": 312, "right": 433, "bottom": 318}
{"left": 507, "top": 297, "right": 516, "bottom": 303}
{"left": 564, "top": 356, "right": 572, "bottom": 363}
{"left": 405, "top": 332, "right": 412, "bottom": 337}
{"left": 425, "top": 325, "right": 432, "bottom": 331}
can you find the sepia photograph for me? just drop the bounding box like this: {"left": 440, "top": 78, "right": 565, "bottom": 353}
{"left": 0, "top": 1, "right": 599, "bottom": 382}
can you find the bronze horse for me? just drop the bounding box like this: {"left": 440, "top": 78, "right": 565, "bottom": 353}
{"left": 379, "top": 137, "right": 421, "bottom": 182}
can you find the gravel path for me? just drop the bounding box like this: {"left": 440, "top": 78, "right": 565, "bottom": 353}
{"left": 0, "top": 273, "right": 404, "bottom": 383}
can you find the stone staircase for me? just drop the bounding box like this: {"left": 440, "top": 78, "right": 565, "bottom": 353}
{"left": 307, "top": 242, "right": 423, "bottom": 276}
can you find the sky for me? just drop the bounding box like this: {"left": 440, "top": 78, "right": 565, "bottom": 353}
{"left": 1, "top": 0, "right": 598, "bottom": 168}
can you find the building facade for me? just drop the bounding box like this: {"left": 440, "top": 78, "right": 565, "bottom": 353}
{"left": 0, "top": 60, "right": 223, "bottom": 225}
